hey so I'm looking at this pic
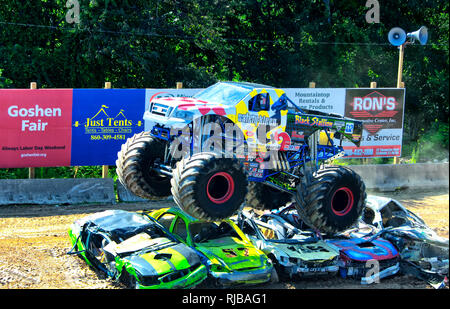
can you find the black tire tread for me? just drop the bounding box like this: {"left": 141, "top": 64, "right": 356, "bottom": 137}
{"left": 295, "top": 165, "right": 366, "bottom": 234}
{"left": 171, "top": 152, "right": 248, "bottom": 221}
{"left": 116, "top": 131, "right": 170, "bottom": 200}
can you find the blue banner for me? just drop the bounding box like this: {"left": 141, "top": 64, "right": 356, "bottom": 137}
{"left": 70, "top": 89, "right": 146, "bottom": 166}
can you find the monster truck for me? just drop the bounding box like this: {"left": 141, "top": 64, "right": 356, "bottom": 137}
{"left": 116, "top": 82, "right": 366, "bottom": 233}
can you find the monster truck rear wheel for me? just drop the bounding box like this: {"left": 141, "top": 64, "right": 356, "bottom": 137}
{"left": 295, "top": 165, "right": 366, "bottom": 234}
{"left": 245, "top": 182, "right": 293, "bottom": 210}
{"left": 116, "top": 132, "right": 171, "bottom": 199}
{"left": 171, "top": 152, "right": 248, "bottom": 221}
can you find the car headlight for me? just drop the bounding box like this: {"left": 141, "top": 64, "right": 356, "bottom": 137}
{"left": 209, "top": 264, "right": 229, "bottom": 273}
{"left": 173, "top": 109, "right": 194, "bottom": 120}
{"left": 280, "top": 255, "right": 291, "bottom": 265}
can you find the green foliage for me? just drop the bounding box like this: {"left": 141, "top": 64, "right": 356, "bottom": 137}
{"left": 0, "top": 166, "right": 114, "bottom": 179}
{"left": 415, "top": 122, "right": 449, "bottom": 162}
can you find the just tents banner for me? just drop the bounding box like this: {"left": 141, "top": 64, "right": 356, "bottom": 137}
{"left": 70, "top": 89, "right": 146, "bottom": 166}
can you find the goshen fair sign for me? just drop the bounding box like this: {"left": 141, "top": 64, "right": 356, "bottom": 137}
{"left": 0, "top": 89, "right": 73, "bottom": 168}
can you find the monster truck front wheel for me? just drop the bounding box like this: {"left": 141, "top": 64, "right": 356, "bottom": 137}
{"left": 171, "top": 152, "right": 248, "bottom": 221}
{"left": 245, "top": 182, "right": 293, "bottom": 210}
{"left": 116, "top": 132, "right": 171, "bottom": 199}
{"left": 295, "top": 166, "right": 366, "bottom": 234}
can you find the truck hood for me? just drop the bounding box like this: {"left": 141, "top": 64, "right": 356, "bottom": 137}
{"left": 151, "top": 97, "right": 229, "bottom": 115}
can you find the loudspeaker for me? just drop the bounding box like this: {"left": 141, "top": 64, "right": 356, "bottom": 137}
{"left": 388, "top": 27, "right": 407, "bottom": 46}
{"left": 407, "top": 26, "right": 428, "bottom": 45}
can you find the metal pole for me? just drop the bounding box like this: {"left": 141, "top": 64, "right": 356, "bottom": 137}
{"left": 28, "top": 82, "right": 37, "bottom": 179}
{"left": 394, "top": 44, "right": 405, "bottom": 164}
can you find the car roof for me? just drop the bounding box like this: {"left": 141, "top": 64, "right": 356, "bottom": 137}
{"left": 86, "top": 210, "right": 158, "bottom": 240}
{"left": 165, "top": 207, "right": 200, "bottom": 222}
{"left": 165, "top": 207, "right": 234, "bottom": 225}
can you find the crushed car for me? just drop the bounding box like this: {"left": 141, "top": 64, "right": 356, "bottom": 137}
{"left": 235, "top": 210, "right": 340, "bottom": 281}
{"left": 268, "top": 203, "right": 400, "bottom": 284}
{"left": 147, "top": 207, "right": 274, "bottom": 287}
{"left": 67, "top": 210, "right": 208, "bottom": 289}
{"left": 362, "top": 195, "right": 449, "bottom": 288}
{"left": 326, "top": 237, "right": 400, "bottom": 284}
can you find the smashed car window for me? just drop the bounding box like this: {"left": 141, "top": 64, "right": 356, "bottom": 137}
{"left": 248, "top": 93, "right": 270, "bottom": 112}
{"left": 240, "top": 220, "right": 257, "bottom": 236}
{"left": 191, "top": 221, "right": 240, "bottom": 243}
{"left": 157, "top": 213, "right": 176, "bottom": 230}
{"left": 174, "top": 218, "right": 188, "bottom": 242}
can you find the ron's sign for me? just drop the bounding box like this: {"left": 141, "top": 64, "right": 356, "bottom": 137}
{"left": 343, "top": 88, "right": 405, "bottom": 158}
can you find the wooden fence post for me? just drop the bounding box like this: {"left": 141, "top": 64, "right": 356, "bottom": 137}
{"left": 308, "top": 81, "right": 316, "bottom": 88}
{"left": 363, "top": 82, "right": 378, "bottom": 165}
{"left": 28, "top": 82, "right": 37, "bottom": 179}
{"left": 393, "top": 81, "right": 404, "bottom": 164}
{"left": 102, "top": 82, "right": 112, "bottom": 178}
{"left": 176, "top": 82, "right": 183, "bottom": 89}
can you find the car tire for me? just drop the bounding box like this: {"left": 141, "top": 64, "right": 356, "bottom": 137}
{"left": 119, "top": 270, "right": 138, "bottom": 289}
{"left": 270, "top": 265, "right": 279, "bottom": 284}
{"left": 245, "top": 182, "right": 293, "bottom": 210}
{"left": 171, "top": 152, "right": 248, "bottom": 221}
{"left": 268, "top": 255, "right": 288, "bottom": 282}
{"left": 116, "top": 131, "right": 171, "bottom": 199}
{"left": 295, "top": 165, "right": 366, "bottom": 234}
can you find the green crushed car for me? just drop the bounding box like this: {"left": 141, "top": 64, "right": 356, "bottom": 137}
{"left": 67, "top": 210, "right": 208, "bottom": 289}
{"left": 147, "top": 207, "right": 274, "bottom": 287}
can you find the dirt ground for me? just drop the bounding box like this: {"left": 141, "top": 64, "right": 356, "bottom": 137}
{"left": 0, "top": 188, "right": 448, "bottom": 289}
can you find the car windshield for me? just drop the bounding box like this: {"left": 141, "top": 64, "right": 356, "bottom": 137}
{"left": 190, "top": 221, "right": 241, "bottom": 243}
{"left": 193, "top": 83, "right": 250, "bottom": 105}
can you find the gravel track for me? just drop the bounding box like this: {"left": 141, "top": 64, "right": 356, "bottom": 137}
{"left": 0, "top": 189, "right": 448, "bottom": 289}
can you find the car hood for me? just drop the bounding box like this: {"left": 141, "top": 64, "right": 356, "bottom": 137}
{"left": 386, "top": 226, "right": 449, "bottom": 247}
{"left": 122, "top": 241, "right": 201, "bottom": 277}
{"left": 327, "top": 237, "right": 399, "bottom": 262}
{"left": 272, "top": 241, "right": 339, "bottom": 262}
{"left": 195, "top": 237, "right": 265, "bottom": 270}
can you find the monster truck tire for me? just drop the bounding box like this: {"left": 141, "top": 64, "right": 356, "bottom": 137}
{"left": 171, "top": 152, "right": 248, "bottom": 221}
{"left": 295, "top": 165, "right": 366, "bottom": 234}
{"left": 116, "top": 132, "right": 171, "bottom": 199}
{"left": 245, "top": 182, "right": 293, "bottom": 210}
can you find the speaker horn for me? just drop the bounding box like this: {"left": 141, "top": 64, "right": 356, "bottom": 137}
{"left": 407, "top": 26, "right": 428, "bottom": 45}
{"left": 388, "top": 27, "right": 407, "bottom": 46}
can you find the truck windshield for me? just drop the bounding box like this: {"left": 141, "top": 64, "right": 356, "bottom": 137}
{"left": 193, "top": 83, "right": 250, "bottom": 105}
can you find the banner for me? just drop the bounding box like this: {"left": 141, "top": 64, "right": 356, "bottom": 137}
{"left": 343, "top": 88, "right": 405, "bottom": 158}
{"left": 70, "top": 89, "right": 146, "bottom": 166}
{"left": 0, "top": 89, "right": 73, "bottom": 168}
{"left": 283, "top": 88, "right": 346, "bottom": 115}
{"left": 0, "top": 86, "right": 405, "bottom": 168}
